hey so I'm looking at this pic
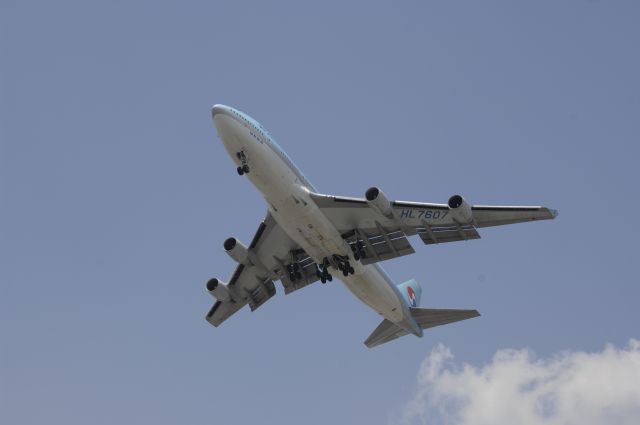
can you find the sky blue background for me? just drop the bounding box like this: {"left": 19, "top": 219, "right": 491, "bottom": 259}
{"left": 1, "top": 1, "right": 639, "bottom": 424}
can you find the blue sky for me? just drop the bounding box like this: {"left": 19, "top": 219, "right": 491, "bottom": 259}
{"left": 1, "top": 1, "right": 639, "bottom": 424}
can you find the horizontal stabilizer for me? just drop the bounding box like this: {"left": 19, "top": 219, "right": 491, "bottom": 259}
{"left": 410, "top": 307, "right": 480, "bottom": 329}
{"left": 364, "top": 308, "right": 480, "bottom": 348}
{"left": 364, "top": 319, "right": 408, "bottom": 348}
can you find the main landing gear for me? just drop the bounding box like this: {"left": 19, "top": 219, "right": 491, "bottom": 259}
{"left": 315, "top": 255, "right": 355, "bottom": 283}
{"left": 288, "top": 263, "right": 302, "bottom": 282}
{"left": 350, "top": 241, "right": 365, "bottom": 261}
{"left": 334, "top": 254, "right": 355, "bottom": 277}
{"left": 316, "top": 258, "right": 333, "bottom": 284}
{"left": 236, "top": 151, "right": 250, "bottom": 175}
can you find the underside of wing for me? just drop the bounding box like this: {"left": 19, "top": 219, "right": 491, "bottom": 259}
{"left": 205, "top": 212, "right": 322, "bottom": 327}
{"left": 206, "top": 299, "right": 244, "bottom": 327}
{"left": 310, "top": 189, "right": 557, "bottom": 266}
{"left": 205, "top": 262, "right": 277, "bottom": 327}
{"left": 471, "top": 205, "right": 558, "bottom": 228}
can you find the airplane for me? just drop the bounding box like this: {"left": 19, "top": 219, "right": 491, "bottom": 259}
{"left": 205, "top": 104, "right": 558, "bottom": 348}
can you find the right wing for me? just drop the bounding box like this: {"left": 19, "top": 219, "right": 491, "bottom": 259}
{"left": 206, "top": 212, "right": 321, "bottom": 327}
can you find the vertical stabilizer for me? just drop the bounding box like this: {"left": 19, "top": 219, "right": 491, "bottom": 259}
{"left": 396, "top": 278, "right": 422, "bottom": 307}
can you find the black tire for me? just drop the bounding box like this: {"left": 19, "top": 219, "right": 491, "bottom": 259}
{"left": 242, "top": 164, "right": 250, "bottom": 173}
{"left": 237, "top": 166, "right": 244, "bottom": 175}
{"left": 321, "top": 277, "right": 326, "bottom": 284}
{"left": 349, "top": 267, "right": 355, "bottom": 274}
{"left": 327, "top": 275, "right": 333, "bottom": 282}
{"left": 353, "top": 253, "right": 360, "bottom": 261}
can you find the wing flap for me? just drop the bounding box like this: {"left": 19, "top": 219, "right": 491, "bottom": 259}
{"left": 279, "top": 251, "right": 321, "bottom": 294}
{"left": 247, "top": 280, "right": 277, "bottom": 311}
{"left": 417, "top": 223, "right": 481, "bottom": 245}
{"left": 311, "top": 192, "right": 557, "bottom": 260}
{"left": 343, "top": 227, "right": 415, "bottom": 266}
{"left": 205, "top": 212, "right": 320, "bottom": 328}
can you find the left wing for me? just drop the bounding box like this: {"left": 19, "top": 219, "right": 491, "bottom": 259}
{"left": 206, "top": 212, "right": 320, "bottom": 327}
{"left": 310, "top": 190, "right": 557, "bottom": 266}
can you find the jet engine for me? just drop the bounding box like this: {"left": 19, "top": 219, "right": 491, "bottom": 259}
{"left": 447, "top": 194, "right": 473, "bottom": 224}
{"left": 365, "top": 187, "right": 394, "bottom": 218}
{"left": 206, "top": 278, "right": 232, "bottom": 302}
{"left": 224, "top": 237, "right": 250, "bottom": 264}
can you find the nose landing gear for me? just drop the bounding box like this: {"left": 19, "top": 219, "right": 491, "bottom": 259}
{"left": 236, "top": 151, "right": 250, "bottom": 175}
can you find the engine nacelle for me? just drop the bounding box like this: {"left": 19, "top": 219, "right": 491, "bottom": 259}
{"left": 447, "top": 194, "right": 473, "bottom": 224}
{"left": 365, "top": 187, "right": 394, "bottom": 218}
{"left": 206, "top": 278, "right": 232, "bottom": 302}
{"left": 224, "top": 237, "right": 250, "bottom": 265}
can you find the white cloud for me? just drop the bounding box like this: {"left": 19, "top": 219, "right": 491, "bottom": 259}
{"left": 395, "top": 339, "right": 640, "bottom": 425}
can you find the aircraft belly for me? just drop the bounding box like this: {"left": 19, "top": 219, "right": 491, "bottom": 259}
{"left": 216, "top": 116, "right": 277, "bottom": 193}
{"left": 232, "top": 131, "right": 404, "bottom": 324}
{"left": 272, "top": 191, "right": 404, "bottom": 322}
{"left": 269, "top": 196, "right": 335, "bottom": 259}
{"left": 342, "top": 267, "right": 404, "bottom": 323}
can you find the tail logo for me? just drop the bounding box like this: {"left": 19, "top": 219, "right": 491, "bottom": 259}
{"left": 407, "top": 286, "right": 417, "bottom": 307}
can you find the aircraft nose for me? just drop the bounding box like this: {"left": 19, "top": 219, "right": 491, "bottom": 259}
{"left": 211, "top": 104, "right": 228, "bottom": 118}
{"left": 211, "top": 104, "right": 235, "bottom": 131}
{"left": 211, "top": 104, "right": 240, "bottom": 147}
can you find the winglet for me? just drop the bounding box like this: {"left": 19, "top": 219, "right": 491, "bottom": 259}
{"left": 549, "top": 208, "right": 559, "bottom": 219}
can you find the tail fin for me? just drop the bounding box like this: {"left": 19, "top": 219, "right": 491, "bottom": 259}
{"left": 364, "top": 307, "right": 480, "bottom": 348}
{"left": 396, "top": 278, "right": 422, "bottom": 307}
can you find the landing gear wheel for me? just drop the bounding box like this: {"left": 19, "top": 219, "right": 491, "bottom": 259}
{"left": 237, "top": 166, "right": 244, "bottom": 175}
{"left": 318, "top": 257, "right": 333, "bottom": 283}
{"left": 242, "top": 164, "right": 250, "bottom": 173}
{"left": 342, "top": 269, "right": 349, "bottom": 277}
{"left": 349, "top": 266, "right": 355, "bottom": 274}
{"left": 353, "top": 252, "right": 360, "bottom": 261}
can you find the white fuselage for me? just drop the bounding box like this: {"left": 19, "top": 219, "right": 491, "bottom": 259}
{"left": 212, "top": 105, "right": 419, "bottom": 334}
